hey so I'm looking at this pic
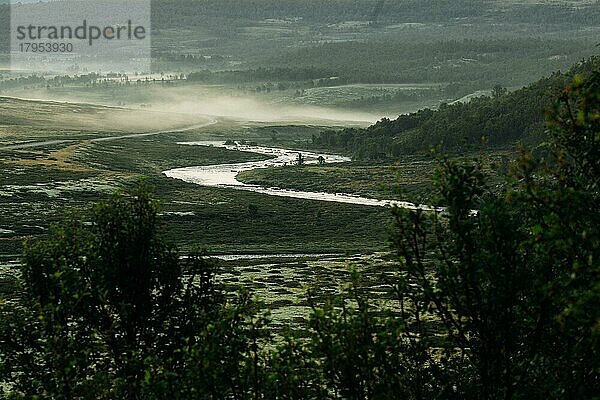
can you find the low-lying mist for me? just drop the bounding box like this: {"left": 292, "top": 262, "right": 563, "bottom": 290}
{"left": 6, "top": 84, "right": 380, "bottom": 127}
{"left": 145, "top": 86, "right": 379, "bottom": 125}
{"left": 0, "top": 95, "right": 211, "bottom": 134}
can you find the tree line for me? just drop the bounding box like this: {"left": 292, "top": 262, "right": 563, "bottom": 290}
{"left": 182, "top": 39, "right": 595, "bottom": 88}
{"left": 312, "top": 57, "right": 600, "bottom": 159}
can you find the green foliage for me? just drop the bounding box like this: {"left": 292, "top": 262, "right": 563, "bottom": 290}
{"left": 388, "top": 71, "right": 600, "bottom": 398}
{"left": 312, "top": 57, "right": 600, "bottom": 159}
{"left": 260, "top": 333, "right": 327, "bottom": 399}
{"left": 0, "top": 183, "right": 264, "bottom": 399}
{"left": 305, "top": 273, "right": 416, "bottom": 399}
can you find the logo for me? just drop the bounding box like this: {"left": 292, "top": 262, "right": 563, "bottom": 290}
{"left": 10, "top": 0, "right": 151, "bottom": 73}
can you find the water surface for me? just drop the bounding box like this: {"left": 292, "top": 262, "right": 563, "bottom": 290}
{"left": 163, "top": 141, "right": 437, "bottom": 210}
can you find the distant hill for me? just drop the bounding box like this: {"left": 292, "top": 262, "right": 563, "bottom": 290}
{"left": 312, "top": 56, "right": 600, "bottom": 158}
{"left": 1, "top": 1, "right": 597, "bottom": 24}
{"left": 151, "top": 0, "right": 600, "bottom": 25}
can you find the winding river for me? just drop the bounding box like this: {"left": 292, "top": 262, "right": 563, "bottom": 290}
{"left": 163, "top": 141, "right": 438, "bottom": 211}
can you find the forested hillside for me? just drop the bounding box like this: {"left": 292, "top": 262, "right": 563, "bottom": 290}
{"left": 151, "top": 0, "right": 599, "bottom": 25}
{"left": 312, "top": 56, "right": 600, "bottom": 158}
{"left": 152, "top": 0, "right": 598, "bottom": 83}
{"left": 186, "top": 39, "right": 594, "bottom": 87}
{"left": 2, "top": 1, "right": 597, "bottom": 85}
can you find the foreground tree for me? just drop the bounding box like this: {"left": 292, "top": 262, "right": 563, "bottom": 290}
{"left": 391, "top": 72, "right": 600, "bottom": 399}
{"left": 0, "top": 184, "right": 262, "bottom": 399}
